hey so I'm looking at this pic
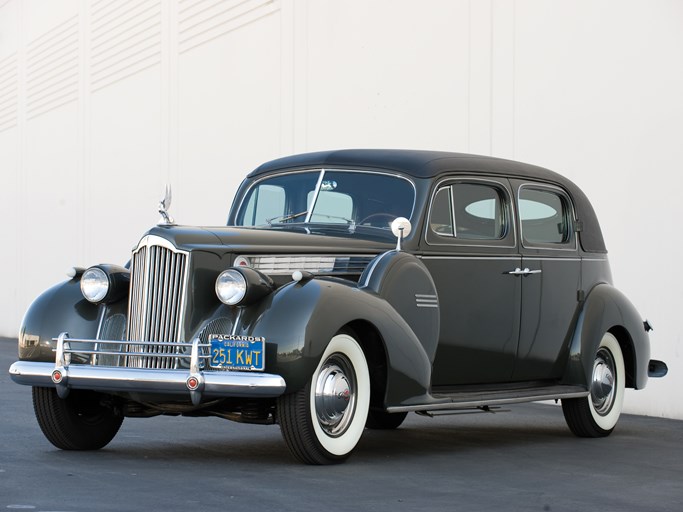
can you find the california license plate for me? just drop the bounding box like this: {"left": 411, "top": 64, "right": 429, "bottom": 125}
{"left": 209, "top": 335, "right": 265, "bottom": 371}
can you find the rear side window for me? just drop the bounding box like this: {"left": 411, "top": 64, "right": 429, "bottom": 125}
{"left": 519, "top": 187, "right": 572, "bottom": 245}
{"left": 429, "top": 182, "right": 508, "bottom": 241}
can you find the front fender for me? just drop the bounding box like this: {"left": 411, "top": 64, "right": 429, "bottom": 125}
{"left": 19, "top": 279, "right": 101, "bottom": 361}
{"left": 229, "top": 277, "right": 433, "bottom": 407}
{"left": 563, "top": 283, "right": 650, "bottom": 390}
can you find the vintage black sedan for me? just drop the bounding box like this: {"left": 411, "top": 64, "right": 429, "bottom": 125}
{"left": 10, "top": 149, "right": 667, "bottom": 464}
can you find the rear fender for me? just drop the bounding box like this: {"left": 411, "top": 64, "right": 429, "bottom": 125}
{"left": 563, "top": 283, "right": 650, "bottom": 390}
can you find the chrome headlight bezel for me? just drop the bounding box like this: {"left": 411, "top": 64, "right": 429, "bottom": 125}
{"left": 80, "top": 267, "right": 110, "bottom": 303}
{"left": 215, "top": 269, "right": 248, "bottom": 305}
{"left": 215, "top": 267, "right": 275, "bottom": 307}
{"left": 79, "top": 264, "right": 130, "bottom": 304}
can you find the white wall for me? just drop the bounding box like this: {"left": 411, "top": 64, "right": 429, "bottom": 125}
{"left": 0, "top": 0, "right": 681, "bottom": 419}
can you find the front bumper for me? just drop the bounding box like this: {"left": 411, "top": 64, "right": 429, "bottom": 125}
{"left": 9, "top": 333, "right": 286, "bottom": 405}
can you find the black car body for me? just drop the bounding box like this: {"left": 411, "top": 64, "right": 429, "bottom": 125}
{"left": 10, "top": 149, "right": 667, "bottom": 464}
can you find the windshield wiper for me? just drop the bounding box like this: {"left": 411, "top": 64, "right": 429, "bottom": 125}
{"left": 266, "top": 210, "right": 309, "bottom": 225}
{"left": 311, "top": 213, "right": 356, "bottom": 229}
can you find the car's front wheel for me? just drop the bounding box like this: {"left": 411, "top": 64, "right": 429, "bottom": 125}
{"left": 278, "top": 333, "right": 370, "bottom": 464}
{"left": 32, "top": 387, "right": 124, "bottom": 450}
{"left": 562, "top": 332, "right": 625, "bottom": 437}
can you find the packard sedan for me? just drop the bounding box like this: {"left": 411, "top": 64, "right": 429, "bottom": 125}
{"left": 10, "top": 149, "right": 667, "bottom": 464}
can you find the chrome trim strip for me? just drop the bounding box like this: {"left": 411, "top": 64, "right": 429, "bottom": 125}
{"left": 523, "top": 257, "right": 581, "bottom": 262}
{"left": 416, "top": 294, "right": 438, "bottom": 308}
{"left": 360, "top": 250, "right": 394, "bottom": 288}
{"left": 419, "top": 256, "right": 521, "bottom": 261}
{"left": 9, "top": 360, "right": 286, "bottom": 398}
{"left": 386, "top": 390, "right": 590, "bottom": 413}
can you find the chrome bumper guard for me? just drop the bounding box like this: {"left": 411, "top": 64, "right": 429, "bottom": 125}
{"left": 9, "top": 333, "right": 286, "bottom": 405}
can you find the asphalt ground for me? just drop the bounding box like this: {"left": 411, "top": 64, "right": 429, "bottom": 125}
{"left": 1, "top": 337, "right": 681, "bottom": 512}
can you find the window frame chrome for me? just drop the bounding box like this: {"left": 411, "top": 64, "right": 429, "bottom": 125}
{"left": 517, "top": 182, "right": 578, "bottom": 252}
{"left": 424, "top": 176, "right": 517, "bottom": 249}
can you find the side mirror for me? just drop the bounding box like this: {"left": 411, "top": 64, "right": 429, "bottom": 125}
{"left": 391, "top": 217, "right": 412, "bottom": 251}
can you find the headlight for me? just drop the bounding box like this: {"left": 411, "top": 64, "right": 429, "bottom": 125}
{"left": 79, "top": 264, "right": 130, "bottom": 304}
{"left": 215, "top": 267, "right": 274, "bottom": 306}
{"left": 80, "top": 267, "right": 109, "bottom": 303}
{"left": 216, "top": 269, "right": 247, "bottom": 305}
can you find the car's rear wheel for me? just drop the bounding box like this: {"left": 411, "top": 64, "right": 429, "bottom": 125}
{"left": 562, "top": 332, "right": 625, "bottom": 437}
{"left": 278, "top": 333, "right": 370, "bottom": 464}
{"left": 366, "top": 410, "right": 408, "bottom": 430}
{"left": 32, "top": 387, "right": 124, "bottom": 450}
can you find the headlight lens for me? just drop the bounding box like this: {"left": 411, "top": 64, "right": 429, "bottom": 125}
{"left": 80, "top": 267, "right": 110, "bottom": 303}
{"left": 216, "top": 269, "right": 247, "bottom": 305}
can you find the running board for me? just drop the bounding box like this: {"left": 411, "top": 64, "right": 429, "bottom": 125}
{"left": 386, "top": 385, "right": 588, "bottom": 413}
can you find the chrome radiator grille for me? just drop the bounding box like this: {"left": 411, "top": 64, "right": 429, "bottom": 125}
{"left": 126, "top": 236, "right": 189, "bottom": 369}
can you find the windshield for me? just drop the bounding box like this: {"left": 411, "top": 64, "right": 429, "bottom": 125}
{"left": 235, "top": 170, "right": 415, "bottom": 231}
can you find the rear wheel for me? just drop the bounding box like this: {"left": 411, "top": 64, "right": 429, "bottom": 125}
{"left": 278, "top": 333, "right": 370, "bottom": 464}
{"left": 32, "top": 387, "right": 124, "bottom": 450}
{"left": 562, "top": 332, "right": 625, "bottom": 437}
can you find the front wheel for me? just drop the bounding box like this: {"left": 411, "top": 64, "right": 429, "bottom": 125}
{"left": 32, "top": 387, "right": 124, "bottom": 450}
{"left": 562, "top": 332, "right": 625, "bottom": 437}
{"left": 278, "top": 333, "right": 370, "bottom": 464}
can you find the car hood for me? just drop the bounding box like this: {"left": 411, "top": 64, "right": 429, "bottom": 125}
{"left": 141, "top": 224, "right": 394, "bottom": 255}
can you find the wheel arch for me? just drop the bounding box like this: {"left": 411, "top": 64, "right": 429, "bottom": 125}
{"left": 607, "top": 325, "right": 636, "bottom": 389}
{"left": 563, "top": 283, "right": 650, "bottom": 390}
{"left": 19, "top": 279, "right": 101, "bottom": 361}
{"left": 342, "top": 319, "right": 389, "bottom": 411}
{"left": 240, "top": 278, "right": 433, "bottom": 407}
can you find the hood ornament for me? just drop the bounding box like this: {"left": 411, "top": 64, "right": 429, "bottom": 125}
{"left": 158, "top": 184, "right": 175, "bottom": 225}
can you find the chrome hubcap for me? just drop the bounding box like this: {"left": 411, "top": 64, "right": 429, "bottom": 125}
{"left": 314, "top": 354, "right": 356, "bottom": 437}
{"left": 591, "top": 347, "right": 616, "bottom": 416}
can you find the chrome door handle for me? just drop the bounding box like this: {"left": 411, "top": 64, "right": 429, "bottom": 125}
{"left": 507, "top": 267, "right": 542, "bottom": 276}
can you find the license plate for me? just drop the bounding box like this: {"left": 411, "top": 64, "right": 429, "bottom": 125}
{"left": 208, "top": 335, "right": 265, "bottom": 371}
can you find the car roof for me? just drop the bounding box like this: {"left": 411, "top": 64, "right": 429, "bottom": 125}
{"left": 248, "top": 149, "right": 606, "bottom": 253}
{"left": 251, "top": 149, "right": 559, "bottom": 180}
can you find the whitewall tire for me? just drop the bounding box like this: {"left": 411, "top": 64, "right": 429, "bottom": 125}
{"left": 562, "top": 332, "right": 625, "bottom": 437}
{"left": 278, "top": 333, "right": 370, "bottom": 464}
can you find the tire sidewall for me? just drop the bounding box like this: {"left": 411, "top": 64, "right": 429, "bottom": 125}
{"left": 588, "top": 333, "right": 625, "bottom": 431}
{"left": 308, "top": 334, "right": 370, "bottom": 457}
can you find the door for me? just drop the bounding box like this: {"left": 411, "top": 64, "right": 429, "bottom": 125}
{"left": 421, "top": 177, "right": 522, "bottom": 386}
{"left": 511, "top": 181, "right": 581, "bottom": 381}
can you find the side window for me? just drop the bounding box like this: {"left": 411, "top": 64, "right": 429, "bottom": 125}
{"left": 429, "top": 186, "right": 454, "bottom": 236}
{"left": 452, "top": 183, "right": 505, "bottom": 240}
{"left": 519, "top": 187, "right": 572, "bottom": 245}
{"left": 429, "top": 181, "right": 507, "bottom": 241}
